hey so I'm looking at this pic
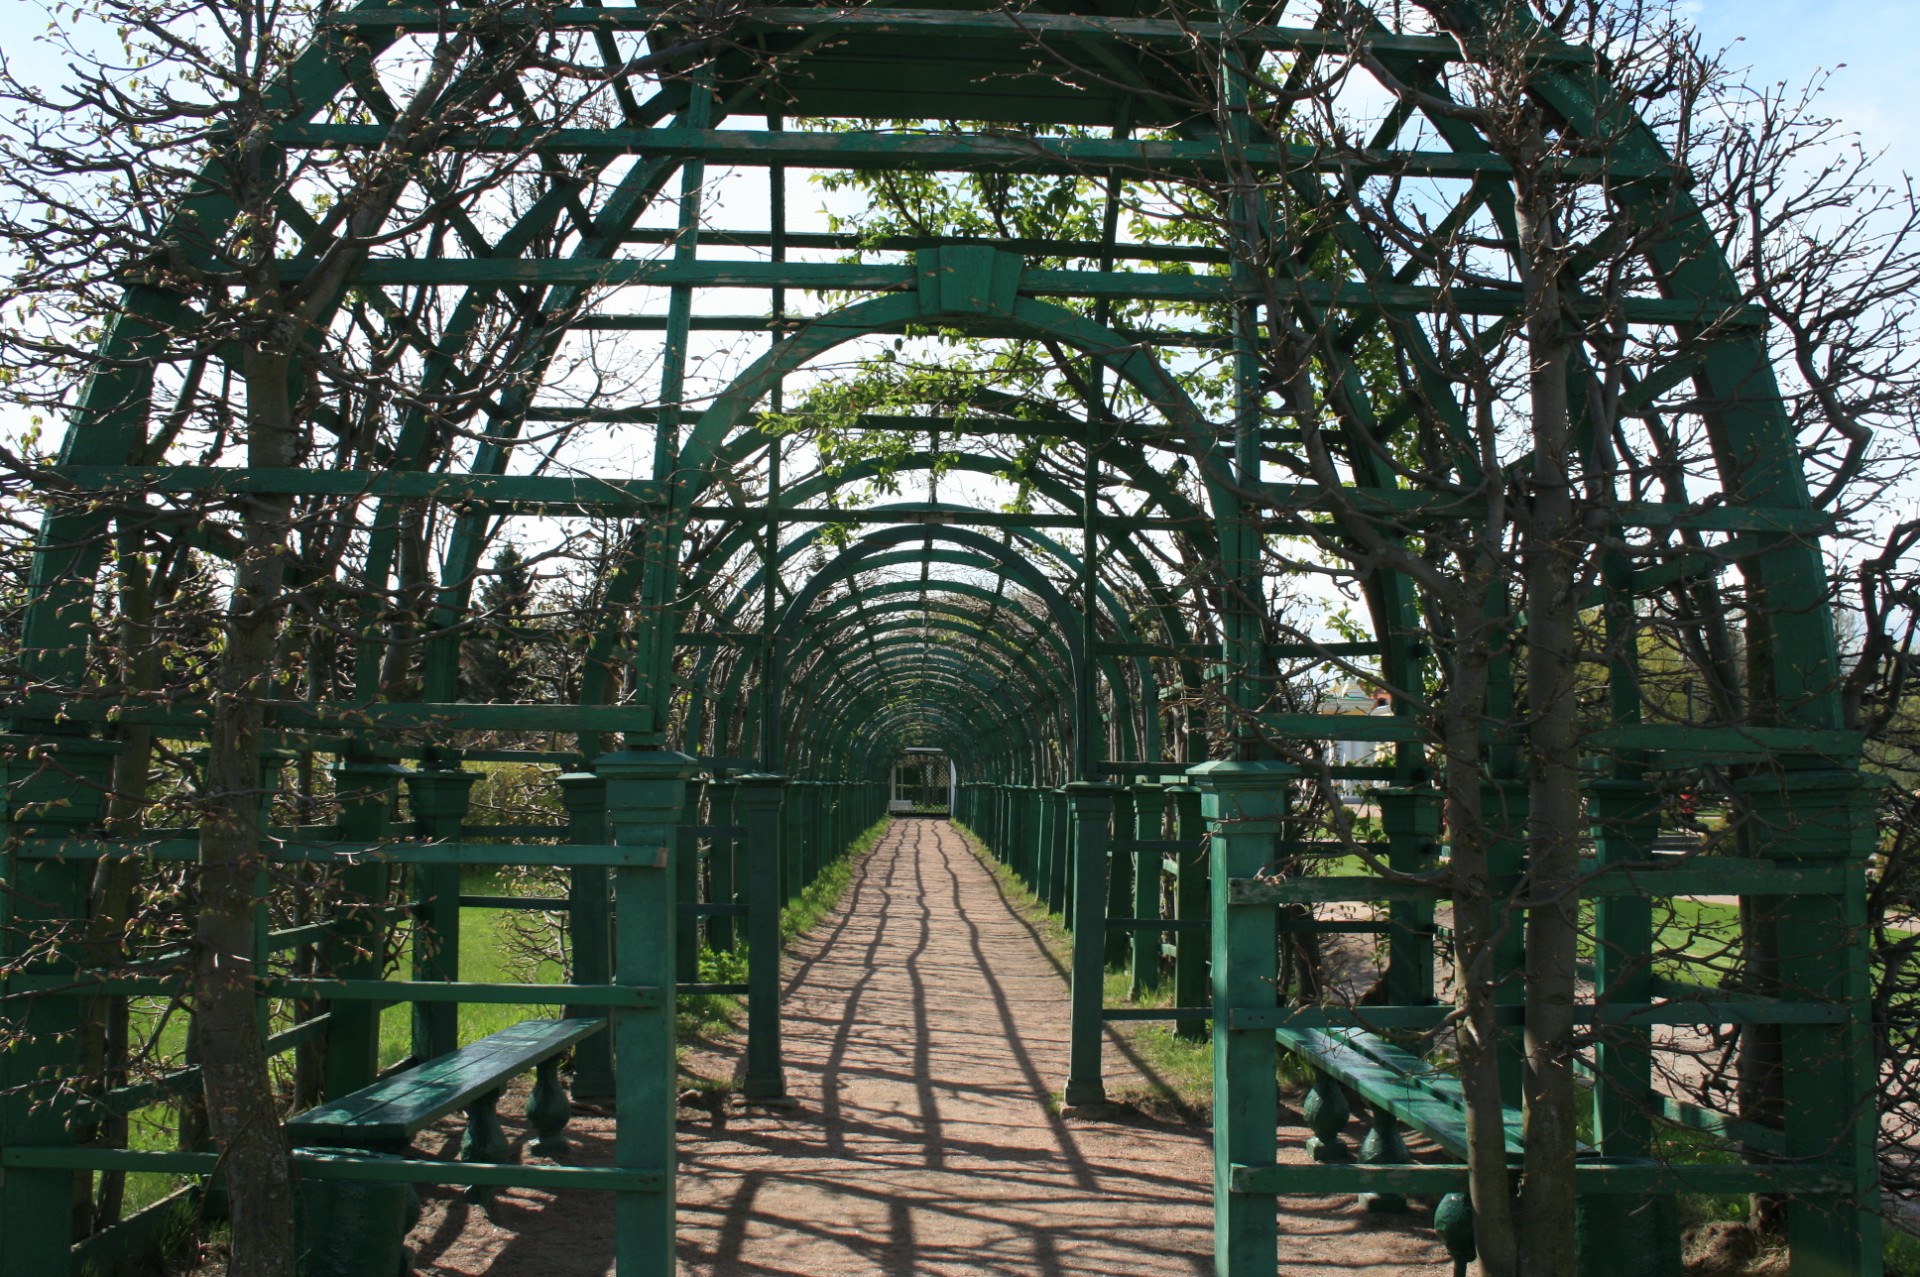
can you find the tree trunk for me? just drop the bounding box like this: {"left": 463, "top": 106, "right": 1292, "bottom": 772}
{"left": 1445, "top": 614, "right": 1521, "bottom": 1277}
{"left": 194, "top": 340, "right": 300, "bottom": 1277}
{"left": 1514, "top": 160, "right": 1583, "bottom": 1277}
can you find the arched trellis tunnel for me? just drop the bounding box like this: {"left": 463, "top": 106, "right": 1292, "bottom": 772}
{"left": 0, "top": 2, "right": 1881, "bottom": 1276}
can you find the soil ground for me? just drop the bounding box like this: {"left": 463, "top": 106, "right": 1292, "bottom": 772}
{"left": 398, "top": 817, "right": 1454, "bottom": 1275}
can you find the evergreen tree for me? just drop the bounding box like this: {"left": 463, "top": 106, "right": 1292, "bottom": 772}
{"left": 465, "top": 544, "right": 535, "bottom": 703}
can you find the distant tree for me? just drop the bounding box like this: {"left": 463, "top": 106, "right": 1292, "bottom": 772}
{"left": 463, "top": 543, "right": 536, "bottom": 704}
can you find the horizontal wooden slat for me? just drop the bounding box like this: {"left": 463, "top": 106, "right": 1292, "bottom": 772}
{"left": 1, "top": 1146, "right": 662, "bottom": 1192}
{"left": 17, "top": 838, "right": 667, "bottom": 868}
{"left": 3, "top": 975, "right": 660, "bottom": 1010}
{"left": 276, "top": 125, "right": 1658, "bottom": 184}
{"left": 1230, "top": 1160, "right": 1851, "bottom": 1195}
{"left": 1103, "top": 916, "right": 1209, "bottom": 931}
{"left": 1227, "top": 859, "right": 1854, "bottom": 904}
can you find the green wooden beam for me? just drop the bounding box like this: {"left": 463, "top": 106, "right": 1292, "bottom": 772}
{"left": 317, "top": 5, "right": 1595, "bottom": 66}
{"left": 270, "top": 257, "right": 1753, "bottom": 325}
{"left": 277, "top": 125, "right": 1658, "bottom": 183}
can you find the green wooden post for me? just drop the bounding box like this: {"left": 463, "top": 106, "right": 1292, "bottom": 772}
{"left": 1376, "top": 788, "right": 1441, "bottom": 1008}
{"left": 1015, "top": 786, "right": 1031, "bottom": 880}
{"left": 707, "top": 779, "right": 739, "bottom": 952}
{"left": 0, "top": 738, "right": 114, "bottom": 1277}
{"left": 736, "top": 774, "right": 788, "bottom": 1101}
{"left": 789, "top": 781, "right": 808, "bottom": 891}
{"left": 1742, "top": 770, "right": 1881, "bottom": 1277}
{"left": 823, "top": 783, "right": 838, "bottom": 863}
{"left": 1003, "top": 787, "right": 1013, "bottom": 867}
{"left": 1132, "top": 783, "right": 1167, "bottom": 997}
{"left": 560, "top": 772, "right": 614, "bottom": 1098}
{"left": 1579, "top": 778, "right": 1679, "bottom": 1276}
{"left": 1105, "top": 788, "right": 1134, "bottom": 968}
{"left": 406, "top": 768, "right": 477, "bottom": 1062}
{"left": 807, "top": 782, "right": 824, "bottom": 882}
{"left": 1170, "top": 783, "right": 1209, "bottom": 1042}
{"left": 1064, "top": 781, "right": 1117, "bottom": 1106}
{"left": 1587, "top": 780, "right": 1659, "bottom": 1152}
{"left": 326, "top": 760, "right": 403, "bottom": 1096}
{"left": 1000, "top": 786, "right": 1014, "bottom": 875}
{"left": 1034, "top": 786, "right": 1054, "bottom": 904}
{"left": 675, "top": 779, "right": 703, "bottom": 984}
{"left": 1193, "top": 759, "right": 1291, "bottom": 1277}
{"left": 1030, "top": 786, "right": 1043, "bottom": 888}
{"left": 598, "top": 750, "right": 693, "bottom": 1277}
{"left": 1008, "top": 786, "right": 1023, "bottom": 876}
{"left": 1049, "top": 788, "right": 1072, "bottom": 919}
{"left": 780, "top": 786, "right": 801, "bottom": 904}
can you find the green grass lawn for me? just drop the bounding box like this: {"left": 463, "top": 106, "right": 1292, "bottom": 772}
{"left": 118, "top": 880, "right": 565, "bottom": 1216}
{"left": 109, "top": 822, "right": 891, "bottom": 1226}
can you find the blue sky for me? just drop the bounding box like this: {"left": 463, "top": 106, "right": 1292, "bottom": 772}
{"left": 1683, "top": 0, "right": 1918, "bottom": 175}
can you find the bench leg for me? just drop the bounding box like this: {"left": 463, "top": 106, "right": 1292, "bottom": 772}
{"left": 1357, "top": 1105, "right": 1410, "bottom": 1213}
{"left": 1303, "top": 1068, "right": 1352, "bottom": 1162}
{"left": 295, "top": 1148, "right": 422, "bottom": 1277}
{"left": 528, "top": 1057, "right": 573, "bottom": 1157}
{"left": 461, "top": 1087, "right": 516, "bottom": 1217}
{"left": 1435, "top": 1192, "right": 1475, "bottom": 1277}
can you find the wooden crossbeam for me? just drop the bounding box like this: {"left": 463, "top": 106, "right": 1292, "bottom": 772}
{"left": 276, "top": 125, "right": 1657, "bottom": 184}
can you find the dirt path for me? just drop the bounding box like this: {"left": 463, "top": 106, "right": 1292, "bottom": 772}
{"left": 403, "top": 818, "right": 1450, "bottom": 1276}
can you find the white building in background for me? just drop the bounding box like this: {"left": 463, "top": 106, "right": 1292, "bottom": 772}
{"left": 1323, "top": 685, "right": 1393, "bottom": 803}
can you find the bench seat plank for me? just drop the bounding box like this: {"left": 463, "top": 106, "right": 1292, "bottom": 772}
{"left": 289, "top": 1017, "right": 605, "bottom": 1146}
{"left": 1276, "top": 1025, "right": 1526, "bottom": 1159}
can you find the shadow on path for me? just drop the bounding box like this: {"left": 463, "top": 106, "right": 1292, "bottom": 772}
{"left": 403, "top": 819, "right": 1451, "bottom": 1277}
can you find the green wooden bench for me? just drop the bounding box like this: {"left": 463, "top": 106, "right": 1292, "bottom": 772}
{"left": 1278, "top": 1025, "right": 1675, "bottom": 1276}
{"left": 287, "top": 1017, "right": 605, "bottom": 1276}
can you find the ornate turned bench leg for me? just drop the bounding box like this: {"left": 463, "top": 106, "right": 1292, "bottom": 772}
{"left": 1357, "top": 1104, "right": 1411, "bottom": 1213}
{"left": 462, "top": 1087, "right": 516, "bottom": 1217}
{"left": 1435, "top": 1191, "right": 1476, "bottom": 1277}
{"left": 528, "top": 1056, "right": 573, "bottom": 1157}
{"left": 1303, "top": 1067, "right": 1353, "bottom": 1163}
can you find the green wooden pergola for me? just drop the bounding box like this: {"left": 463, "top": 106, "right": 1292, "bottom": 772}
{"left": 0, "top": 2, "right": 1879, "bottom": 1275}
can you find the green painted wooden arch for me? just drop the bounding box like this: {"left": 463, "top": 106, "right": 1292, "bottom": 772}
{"left": 761, "top": 525, "right": 1097, "bottom": 768}
{"left": 694, "top": 577, "right": 1074, "bottom": 762}
{"left": 717, "top": 548, "right": 1149, "bottom": 761}
{"left": 781, "top": 603, "right": 1072, "bottom": 713}
{"left": 777, "top": 607, "right": 1069, "bottom": 731}
{"left": 778, "top": 613, "right": 1067, "bottom": 742}
{"left": 638, "top": 283, "right": 1247, "bottom": 735}
{"left": 797, "top": 655, "right": 1057, "bottom": 783}
{"left": 822, "top": 709, "right": 990, "bottom": 787}
{"left": 782, "top": 620, "right": 1065, "bottom": 742}
{"left": 674, "top": 509, "right": 1178, "bottom": 764}
{"left": 797, "top": 661, "right": 1044, "bottom": 777}
{"left": 811, "top": 684, "right": 1048, "bottom": 785}
{"left": 830, "top": 704, "right": 1022, "bottom": 785}
{"left": 667, "top": 445, "right": 1211, "bottom": 683}
{"left": 698, "top": 585, "right": 1074, "bottom": 774}
{"left": 777, "top": 595, "right": 1149, "bottom": 769}
{"left": 693, "top": 535, "right": 1092, "bottom": 702}
{"left": 14, "top": 0, "right": 1844, "bottom": 773}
